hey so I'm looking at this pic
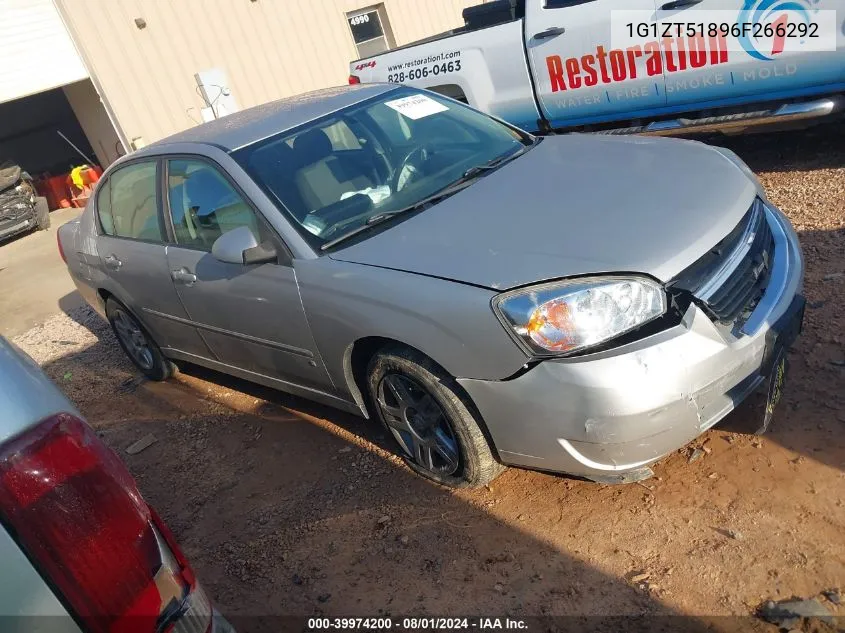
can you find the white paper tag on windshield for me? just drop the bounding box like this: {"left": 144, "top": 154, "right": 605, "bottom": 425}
{"left": 384, "top": 94, "right": 448, "bottom": 120}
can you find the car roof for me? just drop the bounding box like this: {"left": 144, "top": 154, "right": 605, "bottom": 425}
{"left": 141, "top": 83, "right": 399, "bottom": 154}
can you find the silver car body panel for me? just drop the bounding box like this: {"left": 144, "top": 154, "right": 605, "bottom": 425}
{"left": 0, "top": 525, "right": 81, "bottom": 631}
{"left": 58, "top": 86, "right": 805, "bottom": 480}
{"left": 329, "top": 134, "right": 758, "bottom": 289}
{"left": 0, "top": 340, "right": 80, "bottom": 443}
{"left": 294, "top": 256, "right": 530, "bottom": 402}
{"left": 458, "top": 205, "right": 803, "bottom": 476}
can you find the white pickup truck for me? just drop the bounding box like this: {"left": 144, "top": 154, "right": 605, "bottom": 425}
{"left": 349, "top": 0, "right": 844, "bottom": 135}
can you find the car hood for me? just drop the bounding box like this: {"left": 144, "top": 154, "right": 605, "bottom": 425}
{"left": 0, "top": 164, "right": 21, "bottom": 193}
{"left": 329, "top": 135, "right": 758, "bottom": 290}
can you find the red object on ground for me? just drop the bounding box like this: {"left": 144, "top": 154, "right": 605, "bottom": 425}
{"left": 35, "top": 175, "right": 72, "bottom": 211}
{"left": 81, "top": 168, "right": 101, "bottom": 186}
{"left": 59, "top": 199, "right": 72, "bottom": 209}
{"left": 67, "top": 177, "right": 86, "bottom": 208}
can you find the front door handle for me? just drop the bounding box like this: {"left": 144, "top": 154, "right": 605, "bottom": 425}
{"left": 660, "top": 0, "right": 703, "bottom": 10}
{"left": 103, "top": 254, "right": 122, "bottom": 270}
{"left": 534, "top": 26, "right": 566, "bottom": 40}
{"left": 170, "top": 268, "right": 197, "bottom": 285}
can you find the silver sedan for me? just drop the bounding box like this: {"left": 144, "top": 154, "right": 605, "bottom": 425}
{"left": 58, "top": 84, "right": 804, "bottom": 487}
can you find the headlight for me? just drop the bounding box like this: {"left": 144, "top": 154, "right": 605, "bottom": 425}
{"left": 493, "top": 276, "right": 666, "bottom": 356}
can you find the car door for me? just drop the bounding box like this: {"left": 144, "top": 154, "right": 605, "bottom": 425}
{"left": 94, "top": 159, "right": 208, "bottom": 356}
{"left": 525, "top": 0, "right": 666, "bottom": 128}
{"left": 162, "top": 157, "right": 333, "bottom": 392}
{"left": 660, "top": 0, "right": 845, "bottom": 108}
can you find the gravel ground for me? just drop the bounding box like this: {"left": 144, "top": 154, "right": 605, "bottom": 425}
{"left": 13, "top": 122, "right": 845, "bottom": 631}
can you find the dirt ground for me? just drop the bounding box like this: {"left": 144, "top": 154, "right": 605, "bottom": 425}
{"left": 12, "top": 123, "right": 844, "bottom": 631}
{"left": 0, "top": 206, "right": 84, "bottom": 338}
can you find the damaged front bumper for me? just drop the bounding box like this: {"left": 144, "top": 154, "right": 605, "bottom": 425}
{"left": 458, "top": 204, "right": 804, "bottom": 482}
{"left": 0, "top": 188, "right": 36, "bottom": 240}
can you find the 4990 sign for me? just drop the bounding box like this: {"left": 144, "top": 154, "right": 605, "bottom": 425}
{"left": 388, "top": 60, "right": 462, "bottom": 84}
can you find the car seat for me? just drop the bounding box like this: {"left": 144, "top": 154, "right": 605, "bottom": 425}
{"left": 293, "top": 129, "right": 374, "bottom": 212}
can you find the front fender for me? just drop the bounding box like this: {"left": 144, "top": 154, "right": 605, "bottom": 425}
{"left": 295, "top": 258, "right": 530, "bottom": 402}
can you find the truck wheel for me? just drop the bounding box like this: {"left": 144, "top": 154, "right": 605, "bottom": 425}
{"left": 106, "top": 298, "right": 175, "bottom": 381}
{"left": 367, "top": 345, "right": 504, "bottom": 488}
{"left": 34, "top": 197, "right": 50, "bottom": 231}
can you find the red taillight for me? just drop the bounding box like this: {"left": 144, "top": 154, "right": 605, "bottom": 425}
{"left": 0, "top": 414, "right": 211, "bottom": 633}
{"left": 348, "top": 74, "right": 361, "bottom": 85}
{"left": 57, "top": 232, "right": 67, "bottom": 263}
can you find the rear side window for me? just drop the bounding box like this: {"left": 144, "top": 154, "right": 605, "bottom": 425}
{"left": 98, "top": 161, "right": 163, "bottom": 242}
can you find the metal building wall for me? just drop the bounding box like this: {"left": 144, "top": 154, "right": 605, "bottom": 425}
{"left": 55, "top": 0, "right": 478, "bottom": 146}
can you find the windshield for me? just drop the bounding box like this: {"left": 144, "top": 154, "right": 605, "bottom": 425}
{"left": 232, "top": 88, "right": 533, "bottom": 249}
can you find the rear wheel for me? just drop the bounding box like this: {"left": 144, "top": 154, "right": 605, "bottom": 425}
{"left": 34, "top": 197, "right": 50, "bottom": 231}
{"left": 106, "top": 298, "right": 175, "bottom": 381}
{"left": 367, "top": 346, "right": 503, "bottom": 488}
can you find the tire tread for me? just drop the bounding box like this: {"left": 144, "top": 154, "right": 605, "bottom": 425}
{"left": 367, "top": 345, "right": 504, "bottom": 488}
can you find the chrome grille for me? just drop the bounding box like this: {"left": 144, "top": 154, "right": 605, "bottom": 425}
{"left": 704, "top": 207, "right": 773, "bottom": 322}
{"left": 671, "top": 199, "right": 775, "bottom": 326}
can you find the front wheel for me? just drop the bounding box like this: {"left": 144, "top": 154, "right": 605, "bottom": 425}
{"left": 106, "top": 298, "right": 175, "bottom": 381}
{"left": 367, "top": 346, "right": 503, "bottom": 488}
{"left": 34, "top": 197, "right": 50, "bottom": 231}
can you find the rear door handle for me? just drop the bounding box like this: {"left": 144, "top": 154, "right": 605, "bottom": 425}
{"left": 660, "top": 0, "right": 703, "bottom": 10}
{"left": 103, "top": 254, "right": 122, "bottom": 270}
{"left": 170, "top": 268, "right": 197, "bottom": 285}
{"left": 533, "top": 26, "right": 566, "bottom": 40}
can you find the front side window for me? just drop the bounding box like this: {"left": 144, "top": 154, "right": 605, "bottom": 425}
{"left": 233, "top": 88, "right": 534, "bottom": 249}
{"left": 98, "top": 161, "right": 163, "bottom": 242}
{"left": 166, "top": 159, "right": 270, "bottom": 251}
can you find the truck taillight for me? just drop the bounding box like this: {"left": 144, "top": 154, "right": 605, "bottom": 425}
{"left": 57, "top": 232, "right": 66, "bottom": 263}
{"left": 348, "top": 75, "right": 361, "bottom": 85}
{"left": 0, "top": 413, "right": 212, "bottom": 633}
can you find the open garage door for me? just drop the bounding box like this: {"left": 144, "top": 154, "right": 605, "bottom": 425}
{"left": 0, "top": 0, "right": 88, "bottom": 104}
{"left": 0, "top": 0, "right": 122, "bottom": 214}
{"left": 0, "top": 79, "right": 123, "bottom": 211}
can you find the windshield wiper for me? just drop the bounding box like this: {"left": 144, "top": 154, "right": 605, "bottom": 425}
{"left": 320, "top": 179, "right": 477, "bottom": 252}
{"left": 320, "top": 145, "right": 533, "bottom": 252}
{"left": 462, "top": 145, "right": 530, "bottom": 179}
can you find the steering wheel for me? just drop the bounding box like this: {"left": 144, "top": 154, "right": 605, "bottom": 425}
{"left": 391, "top": 145, "right": 432, "bottom": 193}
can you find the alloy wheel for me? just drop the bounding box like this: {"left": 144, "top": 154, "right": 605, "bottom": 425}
{"left": 376, "top": 373, "right": 460, "bottom": 476}
{"left": 112, "top": 308, "right": 155, "bottom": 371}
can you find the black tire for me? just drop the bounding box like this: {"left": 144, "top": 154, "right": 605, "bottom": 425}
{"left": 105, "top": 298, "right": 175, "bottom": 381}
{"left": 34, "top": 197, "right": 50, "bottom": 231}
{"left": 367, "top": 345, "right": 504, "bottom": 488}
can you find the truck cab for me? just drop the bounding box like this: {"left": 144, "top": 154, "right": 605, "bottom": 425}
{"left": 350, "top": 0, "right": 845, "bottom": 135}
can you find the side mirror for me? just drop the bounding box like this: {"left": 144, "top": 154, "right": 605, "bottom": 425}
{"left": 211, "top": 226, "right": 277, "bottom": 265}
